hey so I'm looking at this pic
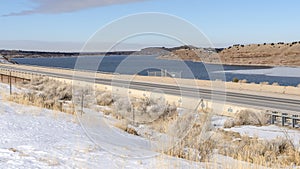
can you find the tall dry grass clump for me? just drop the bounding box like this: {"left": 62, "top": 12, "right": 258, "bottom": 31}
{"left": 224, "top": 109, "right": 269, "bottom": 128}
{"left": 218, "top": 132, "right": 300, "bottom": 167}
{"left": 113, "top": 96, "right": 177, "bottom": 125}
{"left": 6, "top": 77, "right": 72, "bottom": 112}
{"left": 112, "top": 96, "right": 216, "bottom": 162}
{"left": 165, "top": 112, "right": 216, "bottom": 162}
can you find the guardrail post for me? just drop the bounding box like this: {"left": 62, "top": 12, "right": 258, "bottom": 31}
{"left": 292, "top": 115, "right": 298, "bottom": 128}
{"left": 271, "top": 112, "right": 278, "bottom": 124}
{"left": 282, "top": 113, "right": 288, "bottom": 126}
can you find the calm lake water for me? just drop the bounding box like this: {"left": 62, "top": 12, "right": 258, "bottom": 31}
{"left": 12, "top": 55, "right": 300, "bottom": 86}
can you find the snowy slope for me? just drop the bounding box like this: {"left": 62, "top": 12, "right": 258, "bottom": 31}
{"left": 0, "top": 83, "right": 211, "bottom": 169}
{"left": 0, "top": 83, "right": 276, "bottom": 168}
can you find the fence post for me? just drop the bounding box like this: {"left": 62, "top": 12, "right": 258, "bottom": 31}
{"left": 292, "top": 115, "right": 298, "bottom": 128}
{"left": 271, "top": 112, "right": 277, "bottom": 124}
{"left": 9, "top": 71, "right": 12, "bottom": 95}
{"left": 282, "top": 113, "right": 288, "bottom": 126}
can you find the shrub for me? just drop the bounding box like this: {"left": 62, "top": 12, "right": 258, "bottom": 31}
{"left": 260, "top": 81, "right": 269, "bottom": 85}
{"left": 8, "top": 77, "right": 72, "bottom": 112}
{"left": 232, "top": 77, "right": 239, "bottom": 83}
{"left": 165, "top": 113, "right": 216, "bottom": 162}
{"left": 238, "top": 79, "right": 247, "bottom": 83}
{"left": 223, "top": 118, "right": 235, "bottom": 128}
{"left": 96, "top": 91, "right": 113, "bottom": 106}
{"left": 224, "top": 109, "right": 269, "bottom": 128}
{"left": 113, "top": 96, "right": 177, "bottom": 124}
{"left": 219, "top": 134, "right": 300, "bottom": 167}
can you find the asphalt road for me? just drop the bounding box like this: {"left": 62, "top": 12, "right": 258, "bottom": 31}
{"left": 1, "top": 64, "right": 299, "bottom": 114}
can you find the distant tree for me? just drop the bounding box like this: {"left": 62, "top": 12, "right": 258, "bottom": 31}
{"left": 263, "top": 43, "right": 267, "bottom": 45}
{"left": 271, "top": 43, "right": 275, "bottom": 46}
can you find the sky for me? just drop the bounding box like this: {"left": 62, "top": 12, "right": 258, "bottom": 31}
{"left": 0, "top": 0, "right": 300, "bottom": 51}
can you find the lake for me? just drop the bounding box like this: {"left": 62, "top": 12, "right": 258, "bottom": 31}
{"left": 12, "top": 55, "right": 300, "bottom": 86}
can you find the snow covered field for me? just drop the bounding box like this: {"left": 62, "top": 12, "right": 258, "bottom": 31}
{"left": 1, "top": 82, "right": 299, "bottom": 168}
{"left": 0, "top": 83, "right": 211, "bottom": 168}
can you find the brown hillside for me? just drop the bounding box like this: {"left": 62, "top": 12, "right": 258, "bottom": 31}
{"left": 220, "top": 42, "right": 300, "bottom": 66}
{"left": 158, "top": 42, "right": 300, "bottom": 66}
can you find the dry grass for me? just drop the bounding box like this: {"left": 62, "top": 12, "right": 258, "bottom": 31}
{"left": 113, "top": 96, "right": 177, "bottom": 124}
{"left": 238, "top": 79, "right": 248, "bottom": 83}
{"left": 224, "top": 109, "right": 269, "bottom": 128}
{"left": 6, "top": 77, "right": 119, "bottom": 114}
{"left": 260, "top": 81, "right": 270, "bottom": 85}
{"left": 6, "top": 77, "right": 72, "bottom": 112}
{"left": 4, "top": 78, "right": 300, "bottom": 167}
{"left": 112, "top": 96, "right": 216, "bottom": 162}
{"left": 96, "top": 91, "right": 114, "bottom": 106}
{"left": 165, "top": 112, "right": 216, "bottom": 162}
{"left": 113, "top": 120, "right": 139, "bottom": 136}
{"left": 217, "top": 129, "right": 300, "bottom": 167}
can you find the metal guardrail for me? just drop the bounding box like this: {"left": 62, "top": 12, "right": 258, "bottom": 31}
{"left": 0, "top": 63, "right": 114, "bottom": 75}
{"left": 269, "top": 111, "right": 300, "bottom": 128}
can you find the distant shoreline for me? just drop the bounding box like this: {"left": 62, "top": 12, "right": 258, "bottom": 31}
{"left": 3, "top": 41, "right": 300, "bottom": 67}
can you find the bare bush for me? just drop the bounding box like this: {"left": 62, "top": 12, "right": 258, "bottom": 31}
{"left": 272, "top": 82, "right": 280, "bottom": 86}
{"left": 224, "top": 109, "right": 269, "bottom": 127}
{"left": 96, "top": 91, "right": 113, "bottom": 106}
{"left": 260, "top": 81, "right": 269, "bottom": 85}
{"left": 223, "top": 118, "right": 235, "bottom": 128}
{"left": 238, "top": 79, "right": 247, "bottom": 83}
{"left": 7, "top": 77, "right": 72, "bottom": 112}
{"left": 165, "top": 113, "right": 216, "bottom": 162}
{"left": 218, "top": 134, "right": 300, "bottom": 167}
{"left": 113, "top": 96, "right": 177, "bottom": 124}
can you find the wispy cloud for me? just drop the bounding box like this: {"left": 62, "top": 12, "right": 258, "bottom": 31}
{"left": 3, "top": 0, "right": 147, "bottom": 16}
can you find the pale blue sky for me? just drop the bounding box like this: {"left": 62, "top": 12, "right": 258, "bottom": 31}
{"left": 0, "top": 0, "right": 300, "bottom": 51}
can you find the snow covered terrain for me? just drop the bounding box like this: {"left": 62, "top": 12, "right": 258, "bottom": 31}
{"left": 1, "top": 82, "right": 298, "bottom": 168}
{"left": 0, "top": 83, "right": 210, "bottom": 168}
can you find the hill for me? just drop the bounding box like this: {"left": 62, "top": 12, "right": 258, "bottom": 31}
{"left": 220, "top": 42, "right": 300, "bottom": 66}
{"left": 158, "top": 42, "right": 300, "bottom": 66}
